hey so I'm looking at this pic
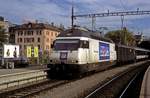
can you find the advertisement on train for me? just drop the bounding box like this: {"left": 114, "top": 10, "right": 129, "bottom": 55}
{"left": 99, "top": 42, "right": 110, "bottom": 60}
{"left": 3, "top": 44, "right": 19, "bottom": 58}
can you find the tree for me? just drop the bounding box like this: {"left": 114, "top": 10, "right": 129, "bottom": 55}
{"left": 42, "top": 50, "right": 49, "bottom": 64}
{"left": 105, "top": 28, "right": 136, "bottom": 46}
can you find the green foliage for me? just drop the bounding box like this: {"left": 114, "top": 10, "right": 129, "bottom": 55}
{"left": 42, "top": 50, "right": 49, "bottom": 64}
{"left": 27, "top": 50, "right": 50, "bottom": 65}
{"left": 29, "top": 57, "right": 37, "bottom": 65}
{"left": 105, "top": 28, "right": 136, "bottom": 46}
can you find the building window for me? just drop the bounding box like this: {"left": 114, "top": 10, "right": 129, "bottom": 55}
{"left": 46, "top": 31, "right": 49, "bottom": 35}
{"left": 32, "top": 38, "right": 34, "bottom": 42}
{"left": 36, "top": 30, "right": 42, "bottom": 35}
{"left": 21, "top": 31, "right": 23, "bottom": 36}
{"left": 55, "top": 33, "right": 57, "bottom": 36}
{"left": 17, "top": 38, "right": 19, "bottom": 43}
{"left": 51, "top": 32, "right": 53, "bottom": 36}
{"left": 20, "top": 38, "right": 22, "bottom": 42}
{"left": 36, "top": 31, "right": 38, "bottom": 35}
{"left": 18, "top": 32, "right": 19, "bottom": 36}
{"left": 24, "top": 45, "right": 26, "bottom": 49}
{"left": 37, "top": 37, "right": 40, "bottom": 42}
{"left": 27, "top": 38, "right": 29, "bottom": 43}
{"left": 20, "top": 45, "right": 22, "bottom": 49}
{"left": 39, "top": 30, "right": 41, "bottom": 35}
{"left": 31, "top": 31, "right": 33, "bottom": 35}
{"left": 38, "top": 45, "right": 40, "bottom": 49}
{"left": 28, "top": 24, "right": 32, "bottom": 28}
{"left": 46, "top": 45, "right": 49, "bottom": 49}
{"left": 46, "top": 38, "right": 49, "bottom": 42}
{"left": 24, "top": 38, "right": 26, "bottom": 43}
{"left": 27, "top": 31, "right": 30, "bottom": 35}
{"left": 25, "top": 30, "right": 33, "bottom": 36}
{"left": 51, "top": 39, "right": 53, "bottom": 42}
{"left": 24, "top": 31, "right": 26, "bottom": 36}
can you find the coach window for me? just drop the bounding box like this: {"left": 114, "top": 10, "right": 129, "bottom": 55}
{"left": 80, "top": 40, "right": 89, "bottom": 48}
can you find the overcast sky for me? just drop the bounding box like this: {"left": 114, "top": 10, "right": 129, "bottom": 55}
{"left": 0, "top": 0, "right": 150, "bottom": 36}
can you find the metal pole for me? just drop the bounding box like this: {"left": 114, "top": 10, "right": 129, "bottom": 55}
{"left": 71, "top": 3, "right": 74, "bottom": 28}
{"left": 121, "top": 15, "right": 124, "bottom": 30}
{"left": 92, "top": 16, "right": 96, "bottom": 31}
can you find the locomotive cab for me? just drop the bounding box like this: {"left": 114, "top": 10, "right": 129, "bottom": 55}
{"left": 49, "top": 38, "right": 89, "bottom": 65}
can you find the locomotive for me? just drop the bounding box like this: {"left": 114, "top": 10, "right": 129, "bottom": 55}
{"left": 47, "top": 27, "right": 150, "bottom": 77}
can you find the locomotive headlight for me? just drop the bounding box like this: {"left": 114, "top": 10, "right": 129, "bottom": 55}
{"left": 76, "top": 60, "right": 78, "bottom": 63}
{"left": 50, "top": 60, "right": 52, "bottom": 62}
{"left": 71, "top": 60, "right": 74, "bottom": 63}
{"left": 71, "top": 60, "right": 78, "bottom": 63}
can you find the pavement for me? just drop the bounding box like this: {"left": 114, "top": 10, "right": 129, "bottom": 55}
{"left": 140, "top": 65, "right": 150, "bottom": 98}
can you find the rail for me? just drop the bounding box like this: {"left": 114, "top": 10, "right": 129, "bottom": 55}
{"left": 119, "top": 73, "right": 138, "bottom": 98}
{"left": 0, "top": 80, "right": 68, "bottom": 98}
{"left": 0, "top": 68, "right": 48, "bottom": 78}
{"left": 84, "top": 68, "right": 130, "bottom": 98}
{"left": 84, "top": 65, "right": 144, "bottom": 98}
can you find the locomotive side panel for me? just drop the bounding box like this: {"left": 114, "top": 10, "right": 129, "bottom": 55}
{"left": 109, "top": 43, "right": 117, "bottom": 62}
{"left": 84, "top": 38, "right": 117, "bottom": 72}
{"left": 89, "top": 39, "right": 99, "bottom": 63}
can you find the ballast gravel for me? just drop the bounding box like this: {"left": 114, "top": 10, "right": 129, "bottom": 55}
{"left": 39, "top": 61, "right": 146, "bottom": 98}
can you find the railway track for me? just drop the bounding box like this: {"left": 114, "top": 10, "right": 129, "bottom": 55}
{"left": 0, "top": 79, "right": 68, "bottom": 98}
{"left": 84, "top": 63, "right": 149, "bottom": 98}
{"left": 0, "top": 61, "right": 148, "bottom": 98}
{"left": 118, "top": 65, "right": 146, "bottom": 98}
{"left": 0, "top": 67, "right": 110, "bottom": 98}
{"left": 0, "top": 69, "right": 48, "bottom": 90}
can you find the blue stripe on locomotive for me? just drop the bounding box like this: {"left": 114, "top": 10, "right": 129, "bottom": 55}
{"left": 99, "top": 42, "right": 110, "bottom": 60}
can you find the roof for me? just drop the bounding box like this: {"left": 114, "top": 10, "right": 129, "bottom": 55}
{"left": 10, "top": 22, "right": 62, "bottom": 32}
{"left": 58, "top": 28, "right": 113, "bottom": 43}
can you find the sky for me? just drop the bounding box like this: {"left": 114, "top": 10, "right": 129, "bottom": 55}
{"left": 0, "top": 0, "right": 150, "bottom": 36}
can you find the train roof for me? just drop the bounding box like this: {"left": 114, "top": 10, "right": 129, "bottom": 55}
{"left": 116, "top": 44, "right": 150, "bottom": 52}
{"left": 58, "top": 28, "right": 113, "bottom": 43}
{"left": 116, "top": 44, "right": 136, "bottom": 50}
{"left": 134, "top": 47, "right": 150, "bottom": 52}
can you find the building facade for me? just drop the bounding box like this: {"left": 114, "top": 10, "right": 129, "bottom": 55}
{"left": 0, "top": 16, "right": 10, "bottom": 44}
{"left": 9, "top": 22, "right": 62, "bottom": 58}
{"left": 0, "top": 16, "right": 10, "bottom": 61}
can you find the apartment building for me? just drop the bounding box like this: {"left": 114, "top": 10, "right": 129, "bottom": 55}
{"left": 9, "top": 22, "right": 62, "bottom": 57}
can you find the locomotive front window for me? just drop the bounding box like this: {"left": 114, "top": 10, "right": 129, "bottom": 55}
{"left": 80, "top": 40, "right": 89, "bottom": 48}
{"left": 54, "top": 39, "right": 80, "bottom": 50}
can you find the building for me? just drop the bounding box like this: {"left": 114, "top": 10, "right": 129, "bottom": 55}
{"left": 0, "top": 16, "right": 10, "bottom": 43}
{"left": 0, "top": 16, "right": 11, "bottom": 61}
{"left": 134, "top": 33, "right": 144, "bottom": 45}
{"left": 9, "top": 22, "right": 62, "bottom": 58}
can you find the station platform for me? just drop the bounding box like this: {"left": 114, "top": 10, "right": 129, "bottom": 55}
{"left": 0, "top": 65, "right": 47, "bottom": 75}
{"left": 0, "top": 65, "right": 48, "bottom": 90}
{"left": 140, "top": 65, "right": 150, "bottom": 98}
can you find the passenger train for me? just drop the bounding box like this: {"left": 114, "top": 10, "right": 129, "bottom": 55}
{"left": 47, "top": 27, "right": 150, "bottom": 77}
